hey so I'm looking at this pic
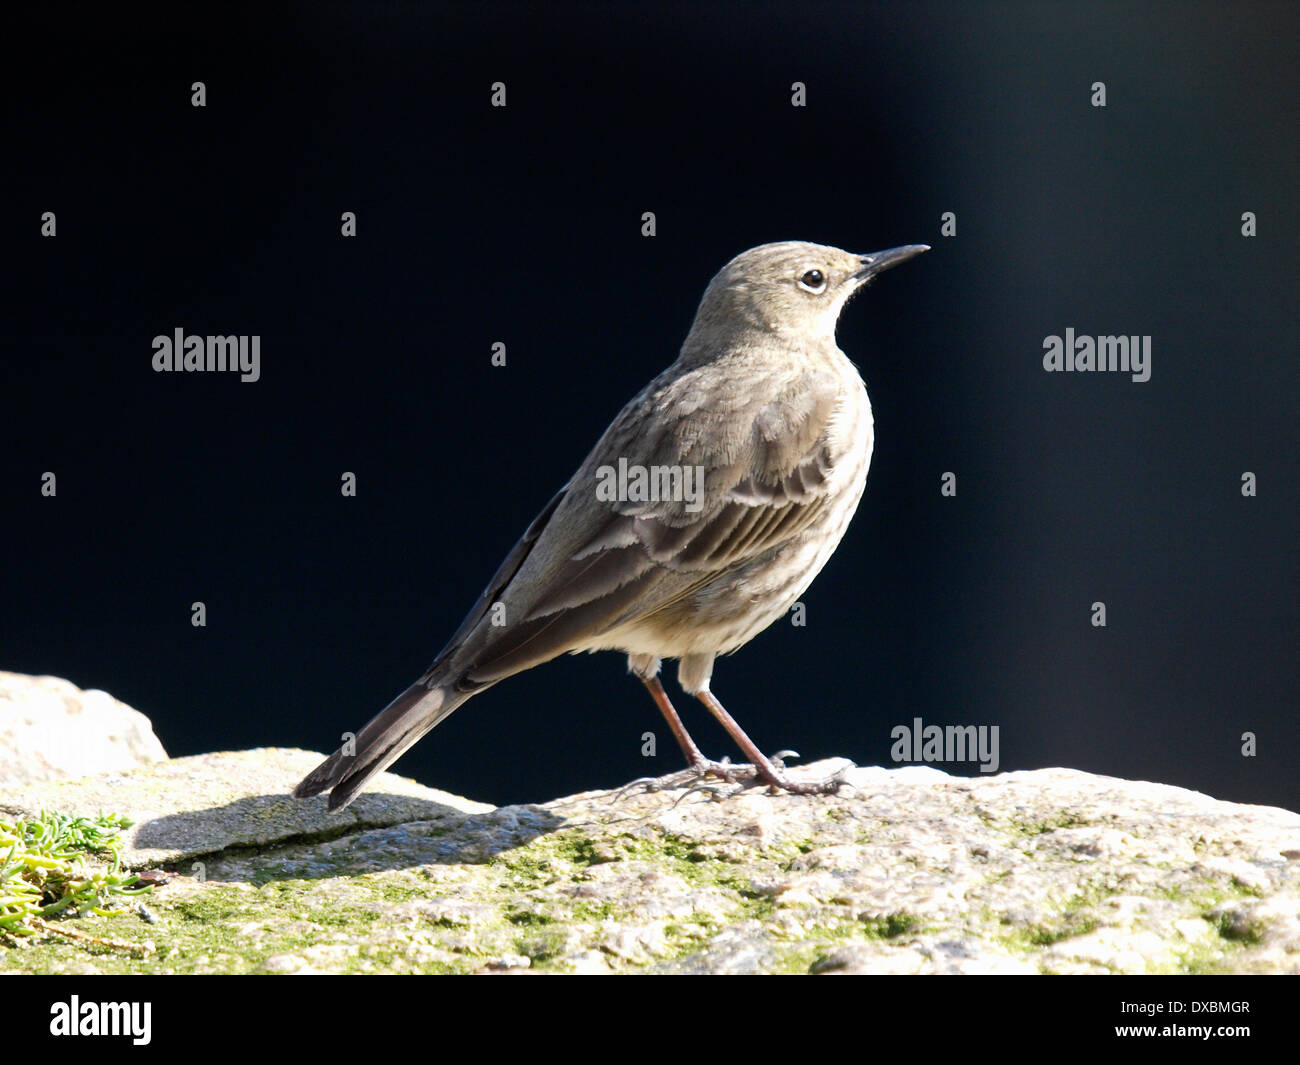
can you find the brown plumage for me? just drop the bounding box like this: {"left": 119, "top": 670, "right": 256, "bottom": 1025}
{"left": 295, "top": 240, "right": 928, "bottom": 810}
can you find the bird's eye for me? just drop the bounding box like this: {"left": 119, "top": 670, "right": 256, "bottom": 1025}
{"left": 797, "top": 269, "right": 826, "bottom": 293}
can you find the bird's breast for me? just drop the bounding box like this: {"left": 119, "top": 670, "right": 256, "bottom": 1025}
{"left": 600, "top": 372, "right": 875, "bottom": 660}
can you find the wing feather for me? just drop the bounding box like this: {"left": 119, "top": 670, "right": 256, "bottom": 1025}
{"left": 437, "top": 363, "right": 853, "bottom": 686}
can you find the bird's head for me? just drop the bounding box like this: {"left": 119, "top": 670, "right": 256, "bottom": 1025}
{"left": 687, "top": 240, "right": 929, "bottom": 349}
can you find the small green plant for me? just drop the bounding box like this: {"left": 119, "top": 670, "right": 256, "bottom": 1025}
{"left": 0, "top": 811, "right": 152, "bottom": 949}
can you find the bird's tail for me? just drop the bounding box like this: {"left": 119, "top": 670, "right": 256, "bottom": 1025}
{"left": 293, "top": 678, "right": 472, "bottom": 812}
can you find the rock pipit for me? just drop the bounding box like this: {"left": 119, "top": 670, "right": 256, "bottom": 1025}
{"left": 296, "top": 241, "right": 928, "bottom": 810}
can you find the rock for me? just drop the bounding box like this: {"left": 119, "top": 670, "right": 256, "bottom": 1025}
{"left": 1, "top": 747, "right": 493, "bottom": 867}
{"left": 0, "top": 672, "right": 168, "bottom": 787}
{"left": 4, "top": 753, "right": 1299, "bottom": 974}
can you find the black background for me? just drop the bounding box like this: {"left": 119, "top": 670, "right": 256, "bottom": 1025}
{"left": 4, "top": 3, "right": 1296, "bottom": 810}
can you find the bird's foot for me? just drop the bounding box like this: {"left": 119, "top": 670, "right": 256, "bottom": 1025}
{"left": 753, "top": 769, "right": 854, "bottom": 796}
{"left": 694, "top": 756, "right": 763, "bottom": 785}
{"left": 730, "top": 750, "right": 857, "bottom": 796}
{"left": 616, "top": 754, "right": 855, "bottom": 800}
{"left": 611, "top": 757, "right": 756, "bottom": 800}
{"left": 622, "top": 757, "right": 755, "bottom": 794}
{"left": 648, "top": 753, "right": 855, "bottom": 797}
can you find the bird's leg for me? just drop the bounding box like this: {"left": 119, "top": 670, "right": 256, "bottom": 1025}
{"left": 639, "top": 675, "right": 704, "bottom": 764}
{"left": 636, "top": 675, "right": 759, "bottom": 785}
{"left": 694, "top": 688, "right": 847, "bottom": 795}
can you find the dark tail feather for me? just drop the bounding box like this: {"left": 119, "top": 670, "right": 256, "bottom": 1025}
{"left": 294, "top": 680, "right": 470, "bottom": 812}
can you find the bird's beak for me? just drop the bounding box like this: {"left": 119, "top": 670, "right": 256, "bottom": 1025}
{"left": 853, "top": 244, "right": 930, "bottom": 281}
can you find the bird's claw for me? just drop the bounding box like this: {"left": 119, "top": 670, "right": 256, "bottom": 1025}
{"left": 617, "top": 755, "right": 856, "bottom": 802}
{"left": 610, "top": 776, "right": 668, "bottom": 801}
{"left": 670, "top": 781, "right": 740, "bottom": 808}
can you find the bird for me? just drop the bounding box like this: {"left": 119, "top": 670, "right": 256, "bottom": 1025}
{"left": 295, "top": 240, "right": 929, "bottom": 811}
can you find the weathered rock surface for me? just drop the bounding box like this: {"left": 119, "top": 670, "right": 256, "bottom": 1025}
{"left": 0, "top": 748, "right": 491, "bottom": 867}
{"left": 3, "top": 749, "right": 1298, "bottom": 975}
{"left": 0, "top": 672, "right": 168, "bottom": 788}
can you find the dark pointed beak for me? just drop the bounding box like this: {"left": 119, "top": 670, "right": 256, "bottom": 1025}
{"left": 853, "top": 244, "right": 930, "bottom": 281}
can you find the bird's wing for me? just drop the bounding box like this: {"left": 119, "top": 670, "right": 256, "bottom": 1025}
{"left": 441, "top": 362, "right": 852, "bottom": 686}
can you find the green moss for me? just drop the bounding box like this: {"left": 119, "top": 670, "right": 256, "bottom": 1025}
{"left": 1166, "top": 950, "right": 1233, "bottom": 975}
{"left": 171, "top": 889, "right": 253, "bottom": 925}
{"left": 569, "top": 900, "right": 619, "bottom": 922}
{"left": 618, "top": 834, "right": 710, "bottom": 870}
{"left": 993, "top": 883, "right": 1113, "bottom": 954}
{"left": 505, "top": 909, "right": 556, "bottom": 927}
{"left": 513, "top": 928, "right": 570, "bottom": 965}
{"left": 486, "top": 828, "right": 605, "bottom": 886}
{"left": 1022, "top": 915, "right": 1098, "bottom": 947}
{"left": 771, "top": 942, "right": 827, "bottom": 974}
{"left": 1156, "top": 876, "right": 1262, "bottom": 909}
{"left": 357, "top": 878, "right": 427, "bottom": 904}
{"left": 1003, "top": 812, "right": 1094, "bottom": 837}
{"left": 1210, "top": 910, "right": 1262, "bottom": 945}
{"left": 862, "top": 912, "right": 918, "bottom": 939}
